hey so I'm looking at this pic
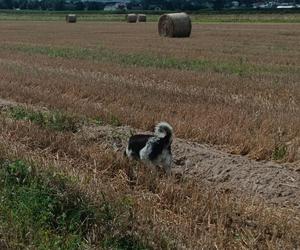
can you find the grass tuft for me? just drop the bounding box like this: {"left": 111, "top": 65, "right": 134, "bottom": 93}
{"left": 7, "top": 106, "right": 80, "bottom": 132}
{"left": 272, "top": 144, "right": 287, "bottom": 160}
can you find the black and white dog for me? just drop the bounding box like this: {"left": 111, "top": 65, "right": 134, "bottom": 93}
{"left": 125, "top": 122, "right": 173, "bottom": 175}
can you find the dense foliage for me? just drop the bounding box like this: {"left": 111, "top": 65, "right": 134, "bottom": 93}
{"left": 1, "top": 0, "right": 299, "bottom": 11}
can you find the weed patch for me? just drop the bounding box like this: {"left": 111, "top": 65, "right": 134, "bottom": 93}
{"left": 0, "top": 159, "right": 149, "bottom": 249}
{"left": 7, "top": 106, "right": 81, "bottom": 132}
{"left": 272, "top": 144, "right": 287, "bottom": 160}
{"left": 0, "top": 160, "right": 95, "bottom": 249}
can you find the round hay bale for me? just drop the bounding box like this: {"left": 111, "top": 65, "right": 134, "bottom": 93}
{"left": 137, "top": 14, "right": 147, "bottom": 22}
{"left": 126, "top": 13, "right": 137, "bottom": 23}
{"left": 158, "top": 12, "right": 192, "bottom": 38}
{"left": 66, "top": 14, "right": 77, "bottom": 23}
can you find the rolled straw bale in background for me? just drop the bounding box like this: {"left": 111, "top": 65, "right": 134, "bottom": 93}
{"left": 66, "top": 14, "right": 77, "bottom": 23}
{"left": 158, "top": 13, "right": 192, "bottom": 38}
{"left": 137, "top": 14, "right": 147, "bottom": 22}
{"left": 126, "top": 14, "right": 138, "bottom": 23}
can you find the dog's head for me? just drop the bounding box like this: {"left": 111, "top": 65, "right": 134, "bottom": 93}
{"left": 154, "top": 122, "right": 173, "bottom": 139}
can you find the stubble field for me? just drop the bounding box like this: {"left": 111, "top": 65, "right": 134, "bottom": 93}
{"left": 0, "top": 20, "right": 299, "bottom": 249}
{"left": 1, "top": 21, "right": 299, "bottom": 161}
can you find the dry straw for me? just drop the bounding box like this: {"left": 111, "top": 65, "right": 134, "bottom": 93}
{"left": 66, "top": 14, "right": 77, "bottom": 23}
{"left": 126, "top": 14, "right": 138, "bottom": 23}
{"left": 137, "top": 14, "right": 147, "bottom": 22}
{"left": 158, "top": 12, "right": 192, "bottom": 37}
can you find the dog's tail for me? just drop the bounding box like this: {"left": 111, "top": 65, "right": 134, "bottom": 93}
{"left": 154, "top": 122, "right": 173, "bottom": 142}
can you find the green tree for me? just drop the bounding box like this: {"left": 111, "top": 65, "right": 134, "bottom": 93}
{"left": 213, "top": 0, "right": 225, "bottom": 10}
{"left": 2, "top": 0, "right": 13, "bottom": 9}
{"left": 74, "top": 1, "right": 85, "bottom": 10}
{"left": 53, "top": 0, "right": 65, "bottom": 10}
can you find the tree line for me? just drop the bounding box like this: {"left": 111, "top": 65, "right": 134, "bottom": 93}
{"left": 0, "top": 0, "right": 299, "bottom": 11}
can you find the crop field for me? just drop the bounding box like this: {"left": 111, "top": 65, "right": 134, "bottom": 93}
{"left": 0, "top": 18, "right": 300, "bottom": 249}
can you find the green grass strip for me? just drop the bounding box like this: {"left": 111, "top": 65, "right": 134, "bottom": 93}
{"left": 6, "top": 106, "right": 81, "bottom": 132}
{"left": 2, "top": 43, "right": 298, "bottom": 76}
{"left": 3, "top": 105, "right": 122, "bottom": 130}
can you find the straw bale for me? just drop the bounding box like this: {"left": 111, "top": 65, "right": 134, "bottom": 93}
{"left": 158, "top": 13, "right": 192, "bottom": 38}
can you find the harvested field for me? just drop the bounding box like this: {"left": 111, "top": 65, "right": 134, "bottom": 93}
{"left": 0, "top": 20, "right": 299, "bottom": 248}
{"left": 0, "top": 21, "right": 299, "bottom": 162}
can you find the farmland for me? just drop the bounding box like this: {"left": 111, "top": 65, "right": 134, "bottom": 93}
{"left": 0, "top": 16, "right": 299, "bottom": 248}
{"left": 1, "top": 10, "right": 300, "bottom": 22}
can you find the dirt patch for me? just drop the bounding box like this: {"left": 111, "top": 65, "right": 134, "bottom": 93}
{"left": 0, "top": 98, "right": 16, "bottom": 109}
